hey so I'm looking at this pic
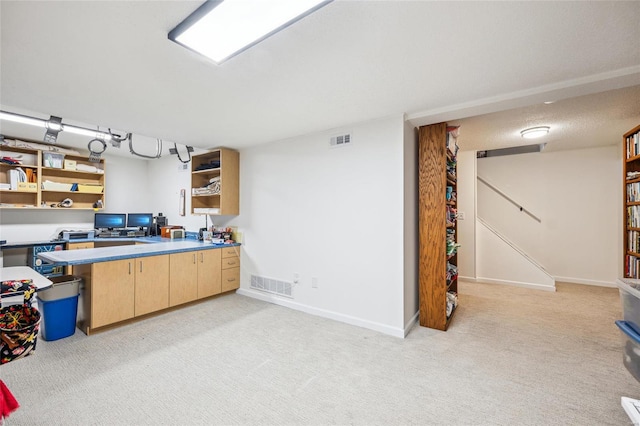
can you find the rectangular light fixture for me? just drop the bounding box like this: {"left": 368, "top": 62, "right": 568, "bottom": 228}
{"left": 0, "top": 110, "right": 112, "bottom": 141}
{"left": 169, "top": 0, "right": 332, "bottom": 64}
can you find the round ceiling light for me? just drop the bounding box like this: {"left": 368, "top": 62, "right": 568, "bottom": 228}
{"left": 520, "top": 126, "right": 550, "bottom": 139}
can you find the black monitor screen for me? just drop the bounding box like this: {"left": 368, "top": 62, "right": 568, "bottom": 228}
{"left": 127, "top": 213, "right": 153, "bottom": 228}
{"left": 94, "top": 213, "right": 126, "bottom": 230}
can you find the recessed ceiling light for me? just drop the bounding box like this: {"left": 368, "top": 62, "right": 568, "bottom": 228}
{"left": 543, "top": 101, "right": 555, "bottom": 104}
{"left": 169, "top": 0, "right": 332, "bottom": 64}
{"left": 520, "top": 126, "right": 550, "bottom": 139}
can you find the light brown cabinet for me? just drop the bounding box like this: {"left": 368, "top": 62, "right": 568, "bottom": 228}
{"left": 169, "top": 251, "right": 199, "bottom": 306}
{"left": 75, "top": 246, "right": 239, "bottom": 334}
{"left": 134, "top": 255, "right": 170, "bottom": 316}
{"left": 197, "top": 249, "right": 222, "bottom": 298}
{"left": 190, "top": 148, "right": 239, "bottom": 215}
{"left": 221, "top": 246, "right": 240, "bottom": 292}
{"left": 75, "top": 255, "right": 169, "bottom": 333}
{"left": 170, "top": 249, "right": 224, "bottom": 306}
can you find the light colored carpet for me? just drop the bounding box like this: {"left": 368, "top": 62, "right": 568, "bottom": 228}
{"left": 0, "top": 280, "right": 637, "bottom": 425}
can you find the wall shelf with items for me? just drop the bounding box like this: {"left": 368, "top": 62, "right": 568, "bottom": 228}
{"left": 190, "top": 148, "right": 239, "bottom": 216}
{"left": 624, "top": 124, "right": 640, "bottom": 277}
{"left": 0, "top": 137, "right": 106, "bottom": 210}
{"left": 418, "top": 122, "right": 460, "bottom": 331}
{"left": 0, "top": 145, "right": 41, "bottom": 208}
{"left": 40, "top": 153, "right": 105, "bottom": 209}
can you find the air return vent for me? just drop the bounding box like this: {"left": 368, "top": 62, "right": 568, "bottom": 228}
{"left": 251, "top": 275, "right": 293, "bottom": 298}
{"left": 330, "top": 133, "right": 352, "bottom": 147}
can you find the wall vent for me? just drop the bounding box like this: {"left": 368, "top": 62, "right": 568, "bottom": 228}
{"left": 330, "top": 133, "right": 352, "bottom": 147}
{"left": 250, "top": 275, "right": 293, "bottom": 298}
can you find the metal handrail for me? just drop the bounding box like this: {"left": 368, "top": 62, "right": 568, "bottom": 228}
{"left": 477, "top": 175, "right": 541, "bottom": 223}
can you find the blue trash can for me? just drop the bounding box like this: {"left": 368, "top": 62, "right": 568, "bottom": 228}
{"left": 36, "top": 275, "right": 81, "bottom": 341}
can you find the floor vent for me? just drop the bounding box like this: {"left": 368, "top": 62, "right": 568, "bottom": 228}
{"left": 251, "top": 275, "right": 293, "bottom": 298}
{"left": 330, "top": 133, "right": 351, "bottom": 147}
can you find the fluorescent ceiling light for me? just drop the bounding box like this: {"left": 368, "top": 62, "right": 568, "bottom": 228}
{"left": 169, "top": 0, "right": 332, "bottom": 64}
{"left": 0, "top": 110, "right": 112, "bottom": 141}
{"left": 0, "top": 111, "right": 46, "bottom": 128}
{"left": 63, "top": 125, "right": 112, "bottom": 140}
{"left": 520, "top": 126, "right": 550, "bottom": 139}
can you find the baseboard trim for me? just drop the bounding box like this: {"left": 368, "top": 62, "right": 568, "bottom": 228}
{"left": 459, "top": 276, "right": 477, "bottom": 282}
{"left": 554, "top": 276, "right": 616, "bottom": 288}
{"left": 237, "top": 288, "right": 406, "bottom": 338}
{"left": 403, "top": 311, "right": 420, "bottom": 337}
{"left": 476, "top": 277, "right": 556, "bottom": 292}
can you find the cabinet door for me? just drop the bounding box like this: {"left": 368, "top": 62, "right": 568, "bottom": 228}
{"left": 135, "top": 255, "right": 169, "bottom": 316}
{"left": 169, "top": 252, "right": 198, "bottom": 307}
{"left": 197, "top": 249, "right": 221, "bottom": 298}
{"left": 221, "top": 267, "right": 240, "bottom": 292}
{"left": 91, "top": 259, "right": 135, "bottom": 328}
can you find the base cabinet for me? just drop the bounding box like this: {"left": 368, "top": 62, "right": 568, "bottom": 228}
{"left": 169, "top": 252, "right": 199, "bottom": 306}
{"left": 221, "top": 247, "right": 240, "bottom": 292}
{"left": 86, "top": 259, "right": 135, "bottom": 329}
{"left": 76, "top": 255, "right": 169, "bottom": 332}
{"left": 197, "top": 249, "right": 222, "bottom": 298}
{"left": 134, "top": 255, "right": 169, "bottom": 316}
{"left": 75, "top": 246, "right": 240, "bottom": 334}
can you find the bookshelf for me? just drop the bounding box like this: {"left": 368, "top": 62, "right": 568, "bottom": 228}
{"left": 624, "top": 124, "right": 640, "bottom": 278}
{"left": 418, "top": 123, "right": 459, "bottom": 331}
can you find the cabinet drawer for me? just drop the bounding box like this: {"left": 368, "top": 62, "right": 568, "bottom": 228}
{"left": 221, "top": 267, "right": 239, "bottom": 292}
{"left": 221, "top": 246, "right": 239, "bottom": 258}
{"left": 222, "top": 255, "right": 240, "bottom": 269}
{"left": 68, "top": 242, "right": 94, "bottom": 250}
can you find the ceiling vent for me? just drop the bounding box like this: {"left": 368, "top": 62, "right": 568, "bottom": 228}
{"left": 330, "top": 133, "right": 351, "bottom": 148}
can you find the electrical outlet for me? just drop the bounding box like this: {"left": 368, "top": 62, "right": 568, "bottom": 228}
{"left": 293, "top": 273, "right": 299, "bottom": 284}
{"left": 311, "top": 277, "right": 318, "bottom": 288}
{"left": 177, "top": 163, "right": 189, "bottom": 172}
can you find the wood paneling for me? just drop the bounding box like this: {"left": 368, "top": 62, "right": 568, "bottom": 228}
{"left": 418, "top": 123, "right": 449, "bottom": 331}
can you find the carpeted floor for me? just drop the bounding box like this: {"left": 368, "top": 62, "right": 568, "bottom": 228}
{"left": 0, "top": 280, "right": 637, "bottom": 425}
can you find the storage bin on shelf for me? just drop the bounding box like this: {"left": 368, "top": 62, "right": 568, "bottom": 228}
{"left": 42, "top": 180, "right": 73, "bottom": 191}
{"left": 0, "top": 279, "right": 41, "bottom": 364}
{"left": 43, "top": 152, "right": 64, "bottom": 168}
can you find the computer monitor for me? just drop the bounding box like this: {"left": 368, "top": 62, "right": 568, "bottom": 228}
{"left": 127, "top": 213, "right": 153, "bottom": 229}
{"left": 94, "top": 213, "right": 126, "bottom": 230}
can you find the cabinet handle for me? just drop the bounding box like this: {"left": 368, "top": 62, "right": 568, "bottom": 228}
{"left": 200, "top": 253, "right": 203, "bottom": 263}
{"left": 128, "top": 262, "right": 131, "bottom": 275}
{"left": 140, "top": 261, "right": 143, "bottom": 273}
{"left": 227, "top": 278, "right": 236, "bottom": 282}
{"left": 193, "top": 254, "right": 196, "bottom": 264}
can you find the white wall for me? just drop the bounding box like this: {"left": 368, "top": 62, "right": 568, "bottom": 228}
{"left": 476, "top": 145, "right": 621, "bottom": 286}
{"left": 456, "top": 150, "right": 476, "bottom": 279}
{"left": 236, "top": 115, "right": 407, "bottom": 337}
{"left": 403, "top": 120, "right": 418, "bottom": 330}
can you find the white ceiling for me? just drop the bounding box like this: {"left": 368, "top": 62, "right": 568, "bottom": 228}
{"left": 1, "top": 0, "right": 640, "bottom": 155}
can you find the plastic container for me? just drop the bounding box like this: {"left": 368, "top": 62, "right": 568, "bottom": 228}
{"left": 617, "top": 279, "right": 640, "bottom": 326}
{"left": 43, "top": 152, "right": 64, "bottom": 168}
{"left": 36, "top": 275, "right": 81, "bottom": 341}
{"left": 616, "top": 320, "right": 640, "bottom": 382}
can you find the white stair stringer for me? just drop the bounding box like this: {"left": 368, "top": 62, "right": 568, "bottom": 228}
{"left": 476, "top": 217, "right": 556, "bottom": 292}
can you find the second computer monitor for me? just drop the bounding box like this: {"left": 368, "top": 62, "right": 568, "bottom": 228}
{"left": 127, "top": 213, "right": 153, "bottom": 229}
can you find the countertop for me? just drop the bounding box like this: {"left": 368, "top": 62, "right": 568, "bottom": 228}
{"left": 37, "top": 239, "right": 241, "bottom": 266}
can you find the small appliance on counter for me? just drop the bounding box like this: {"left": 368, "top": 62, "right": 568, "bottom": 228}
{"left": 60, "top": 230, "right": 95, "bottom": 240}
{"left": 161, "top": 226, "right": 184, "bottom": 239}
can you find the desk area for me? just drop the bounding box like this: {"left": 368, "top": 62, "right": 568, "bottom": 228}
{"left": 34, "top": 239, "right": 241, "bottom": 335}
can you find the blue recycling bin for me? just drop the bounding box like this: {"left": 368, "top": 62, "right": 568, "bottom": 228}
{"left": 36, "top": 275, "right": 81, "bottom": 341}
